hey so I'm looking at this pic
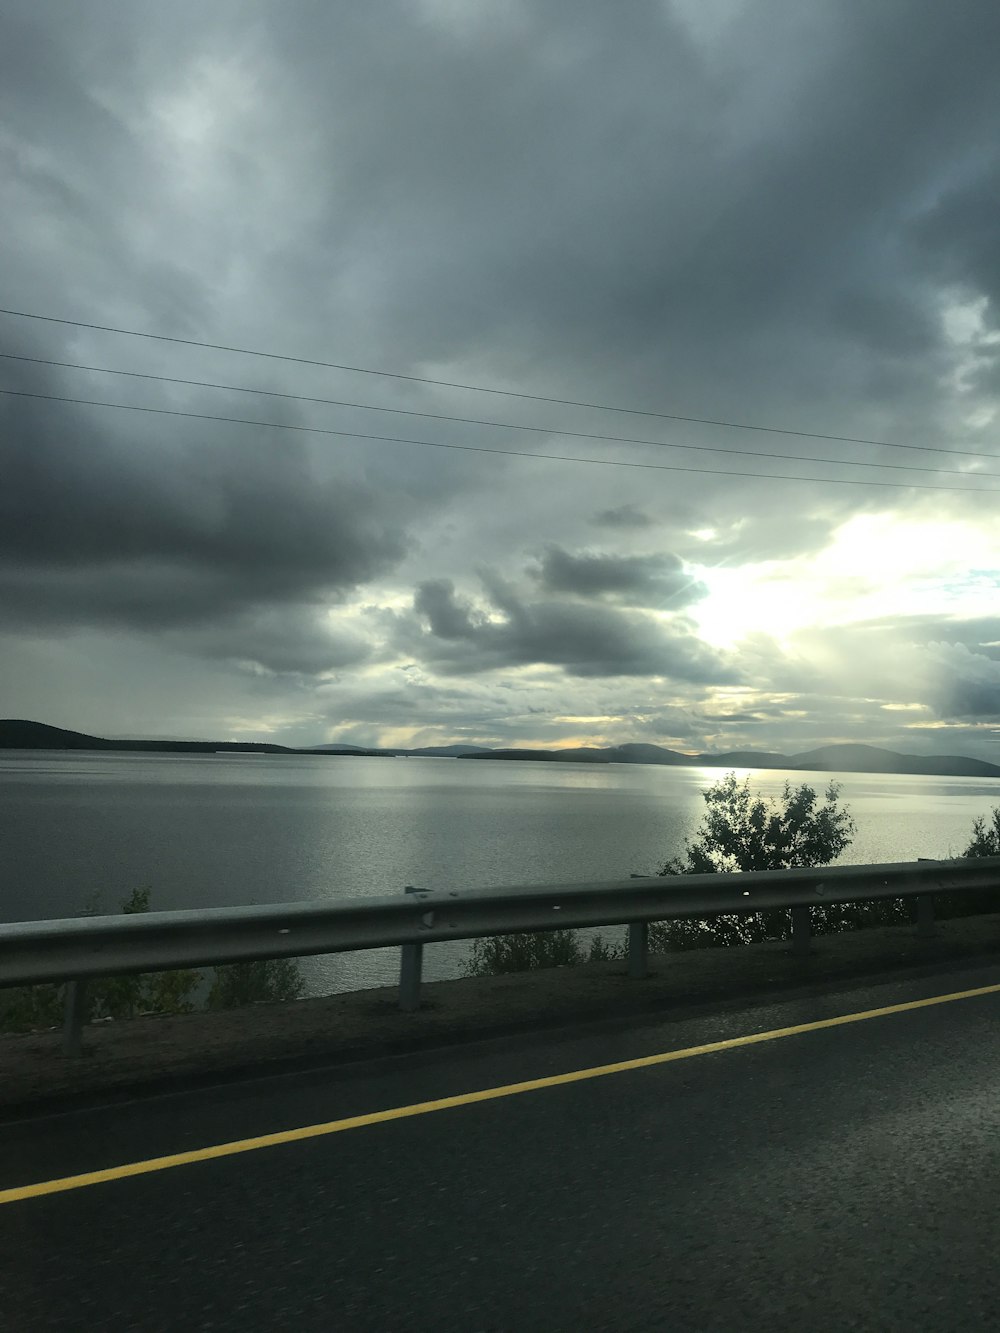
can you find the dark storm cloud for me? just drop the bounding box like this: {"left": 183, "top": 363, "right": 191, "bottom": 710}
{"left": 530, "top": 545, "right": 706, "bottom": 607}
{"left": 412, "top": 579, "right": 478, "bottom": 641}
{"left": 0, "top": 360, "right": 408, "bottom": 632}
{"left": 935, "top": 677, "right": 1000, "bottom": 718}
{"left": 912, "top": 161, "right": 1000, "bottom": 306}
{"left": 591, "top": 505, "right": 655, "bottom": 530}
{"left": 405, "top": 575, "right": 736, "bottom": 681}
{"left": 922, "top": 642, "right": 1000, "bottom": 718}
{"left": 257, "top": 0, "right": 1000, "bottom": 432}
{"left": 169, "top": 607, "right": 372, "bottom": 677}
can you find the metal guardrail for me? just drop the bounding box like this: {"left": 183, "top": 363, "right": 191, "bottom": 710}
{"left": 2, "top": 856, "right": 1000, "bottom": 1054}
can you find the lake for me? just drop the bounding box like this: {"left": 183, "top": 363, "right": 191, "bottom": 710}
{"left": 3, "top": 750, "right": 998, "bottom": 994}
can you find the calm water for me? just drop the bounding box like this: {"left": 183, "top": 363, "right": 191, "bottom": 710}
{"left": 3, "top": 751, "right": 999, "bottom": 993}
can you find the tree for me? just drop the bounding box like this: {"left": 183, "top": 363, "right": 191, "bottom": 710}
{"left": 661, "top": 772, "right": 856, "bottom": 875}
{"left": 961, "top": 808, "right": 1000, "bottom": 859}
{"left": 936, "top": 806, "right": 1000, "bottom": 919}
{"left": 652, "top": 772, "right": 873, "bottom": 949}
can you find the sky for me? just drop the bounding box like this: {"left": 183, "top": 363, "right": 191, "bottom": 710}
{"left": 2, "top": 0, "right": 1000, "bottom": 757}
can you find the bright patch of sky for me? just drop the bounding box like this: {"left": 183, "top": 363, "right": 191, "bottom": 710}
{"left": 692, "top": 513, "right": 1000, "bottom": 648}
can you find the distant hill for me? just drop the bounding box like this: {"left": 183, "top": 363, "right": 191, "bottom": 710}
{"left": 302, "top": 743, "right": 490, "bottom": 757}
{"left": 302, "top": 747, "right": 417, "bottom": 758}
{"left": 474, "top": 743, "right": 687, "bottom": 764}
{"left": 785, "top": 744, "right": 1000, "bottom": 779}
{"left": 407, "top": 744, "right": 493, "bottom": 757}
{"left": 468, "top": 748, "right": 570, "bottom": 762}
{"left": 460, "top": 743, "right": 705, "bottom": 766}
{"left": 460, "top": 739, "right": 1000, "bottom": 780}
{"left": 5, "top": 721, "right": 998, "bottom": 780}
{"left": 694, "top": 749, "right": 792, "bottom": 768}
{"left": 301, "top": 747, "right": 398, "bottom": 757}
{"left": 610, "top": 743, "right": 691, "bottom": 764}
{"left": 1, "top": 721, "right": 488, "bottom": 761}
{"left": 0, "top": 720, "right": 291, "bottom": 755}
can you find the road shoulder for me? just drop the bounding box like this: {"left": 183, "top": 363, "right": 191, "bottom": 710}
{"left": 4, "top": 910, "right": 1000, "bottom": 1116}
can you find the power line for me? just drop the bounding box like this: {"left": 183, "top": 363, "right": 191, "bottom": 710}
{"left": 0, "top": 304, "right": 976, "bottom": 458}
{"left": 3, "top": 386, "right": 998, "bottom": 495}
{"left": 3, "top": 350, "right": 997, "bottom": 477}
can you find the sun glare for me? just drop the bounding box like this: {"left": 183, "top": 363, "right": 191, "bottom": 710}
{"left": 689, "top": 563, "right": 811, "bottom": 647}
{"left": 691, "top": 513, "right": 1000, "bottom": 648}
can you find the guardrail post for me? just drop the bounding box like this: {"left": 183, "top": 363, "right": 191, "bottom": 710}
{"left": 63, "top": 979, "right": 88, "bottom": 1057}
{"left": 399, "top": 886, "right": 424, "bottom": 1012}
{"left": 791, "top": 906, "right": 811, "bottom": 957}
{"left": 916, "top": 894, "right": 936, "bottom": 939}
{"left": 628, "top": 921, "right": 648, "bottom": 979}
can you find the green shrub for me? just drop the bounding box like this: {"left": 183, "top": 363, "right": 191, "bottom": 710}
{"left": 933, "top": 807, "right": 1000, "bottom": 920}
{"left": 0, "top": 887, "right": 201, "bottom": 1034}
{"left": 647, "top": 897, "right": 911, "bottom": 954}
{"left": 88, "top": 888, "right": 201, "bottom": 1021}
{"left": 0, "top": 982, "right": 64, "bottom": 1033}
{"left": 586, "top": 933, "right": 625, "bottom": 963}
{"left": 465, "top": 929, "right": 584, "bottom": 975}
{"left": 208, "top": 956, "right": 304, "bottom": 1008}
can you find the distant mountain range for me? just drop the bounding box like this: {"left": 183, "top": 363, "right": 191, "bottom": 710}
{"left": 307, "top": 741, "right": 493, "bottom": 758}
{"left": 0, "top": 721, "right": 494, "bottom": 761}
{"left": 2, "top": 720, "right": 998, "bottom": 780}
{"left": 455, "top": 741, "right": 1000, "bottom": 779}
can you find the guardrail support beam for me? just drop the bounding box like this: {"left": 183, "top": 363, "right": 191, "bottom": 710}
{"left": 791, "top": 905, "right": 811, "bottom": 957}
{"left": 628, "top": 921, "right": 648, "bottom": 979}
{"left": 63, "top": 979, "right": 87, "bottom": 1057}
{"left": 399, "top": 886, "right": 424, "bottom": 1012}
{"left": 916, "top": 894, "right": 936, "bottom": 939}
{"left": 6, "top": 857, "right": 1000, "bottom": 1001}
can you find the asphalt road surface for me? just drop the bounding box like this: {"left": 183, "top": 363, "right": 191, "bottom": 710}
{"left": 2, "top": 960, "right": 1000, "bottom": 1331}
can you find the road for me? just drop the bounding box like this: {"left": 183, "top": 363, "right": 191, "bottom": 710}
{"left": 2, "top": 960, "right": 1000, "bottom": 1331}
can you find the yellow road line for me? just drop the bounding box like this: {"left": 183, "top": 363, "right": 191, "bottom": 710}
{"left": 3, "top": 979, "right": 999, "bottom": 1207}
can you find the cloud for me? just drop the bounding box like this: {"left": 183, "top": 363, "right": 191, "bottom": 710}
{"left": 413, "top": 579, "right": 478, "bottom": 641}
{"left": 530, "top": 545, "right": 707, "bottom": 608}
{"left": 3, "top": 1, "right": 1000, "bottom": 752}
{"left": 591, "top": 504, "right": 655, "bottom": 529}
{"left": 922, "top": 641, "right": 1000, "bottom": 718}
{"left": 735, "top": 613, "right": 1000, "bottom": 743}
{"left": 912, "top": 163, "right": 1000, "bottom": 311}
{"left": 0, "top": 359, "right": 409, "bottom": 633}
{"left": 404, "top": 574, "right": 736, "bottom": 680}
{"left": 169, "top": 606, "right": 373, "bottom": 677}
